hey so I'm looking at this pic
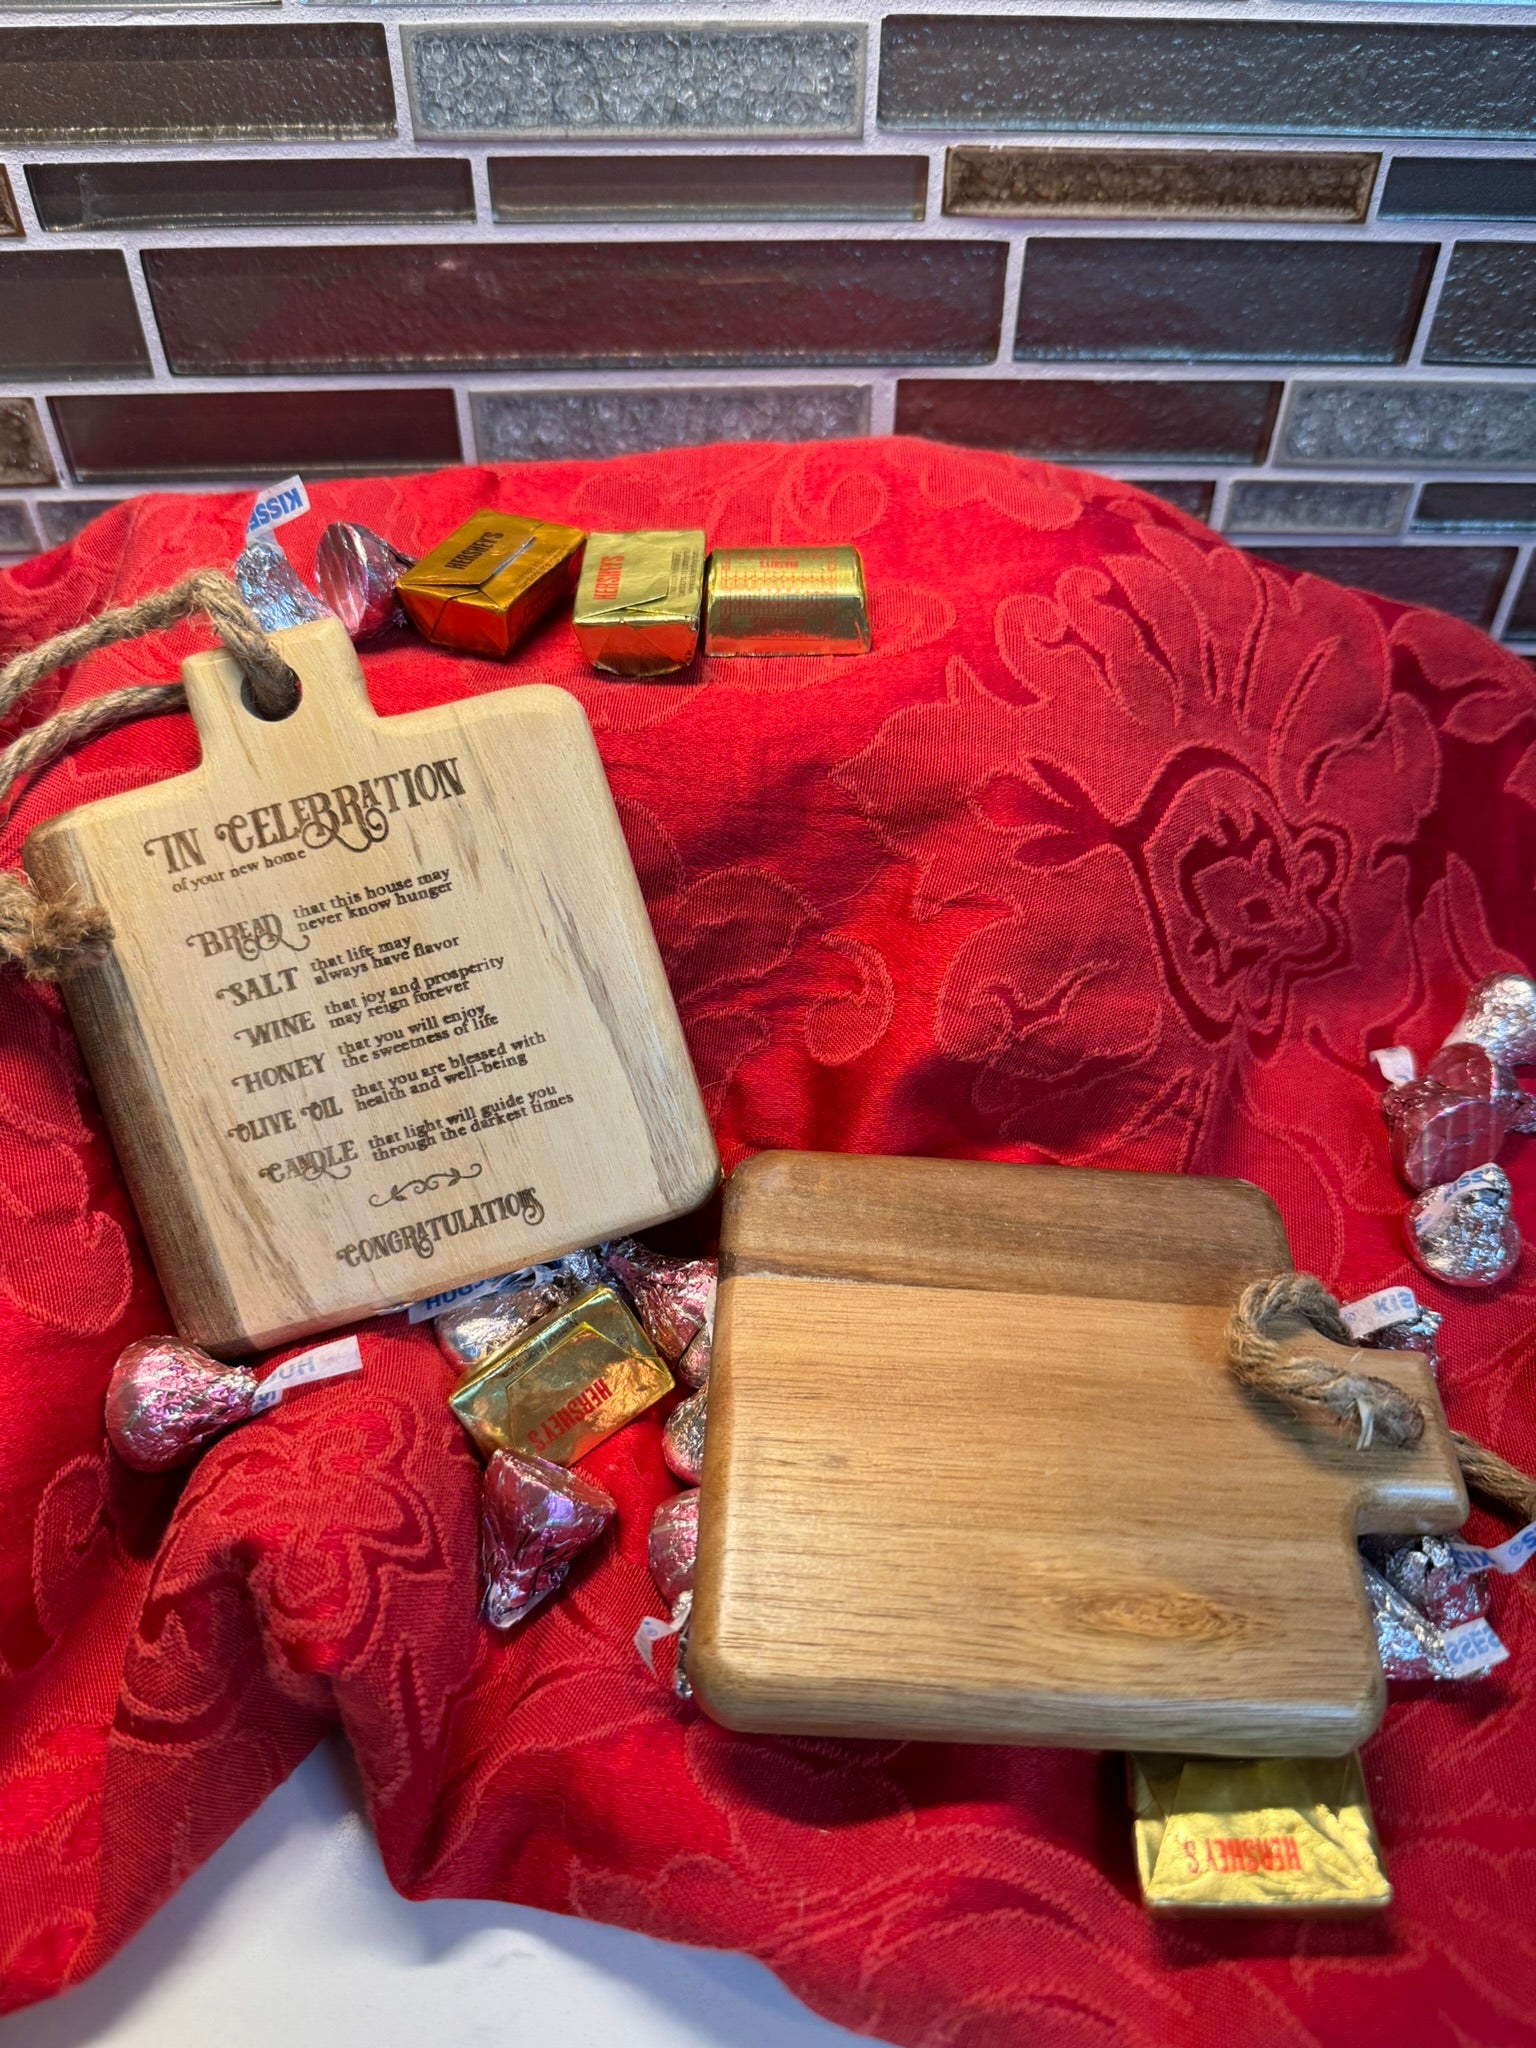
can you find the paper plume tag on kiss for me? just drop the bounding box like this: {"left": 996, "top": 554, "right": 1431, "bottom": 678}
{"left": 1339, "top": 1286, "right": 1421, "bottom": 1340}
{"left": 250, "top": 1333, "right": 364, "bottom": 1414}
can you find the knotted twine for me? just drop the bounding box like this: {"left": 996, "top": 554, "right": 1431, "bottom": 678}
{"left": 1228, "top": 1273, "right": 1536, "bottom": 1521}
{"left": 0, "top": 570, "right": 297, "bottom": 978}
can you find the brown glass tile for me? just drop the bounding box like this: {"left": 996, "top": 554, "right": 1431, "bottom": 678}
{"left": 29, "top": 158, "right": 470, "bottom": 233}
{"left": 1013, "top": 238, "right": 1434, "bottom": 365}
{"left": 945, "top": 148, "right": 1376, "bottom": 222}
{"left": 895, "top": 378, "right": 1280, "bottom": 463}
{"left": 0, "top": 397, "right": 56, "bottom": 485}
{"left": 0, "top": 26, "right": 393, "bottom": 144}
{"left": 0, "top": 251, "right": 149, "bottom": 377}
{"left": 1250, "top": 543, "right": 1515, "bottom": 628}
{"left": 0, "top": 166, "right": 19, "bottom": 239}
{"left": 490, "top": 154, "right": 927, "bottom": 222}
{"left": 50, "top": 388, "right": 460, "bottom": 484}
{"left": 144, "top": 241, "right": 1007, "bottom": 373}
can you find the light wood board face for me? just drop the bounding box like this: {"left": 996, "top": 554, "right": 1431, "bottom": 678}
{"left": 24, "top": 619, "right": 717, "bottom": 1355}
{"left": 691, "top": 1152, "right": 1466, "bottom": 1756}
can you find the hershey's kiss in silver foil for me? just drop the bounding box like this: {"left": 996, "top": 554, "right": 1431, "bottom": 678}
{"left": 106, "top": 1336, "right": 260, "bottom": 1473}
{"left": 1444, "top": 971, "right": 1536, "bottom": 1073}
{"left": 1408, "top": 1163, "right": 1520, "bottom": 1288}
{"left": 1361, "top": 1536, "right": 1488, "bottom": 1631}
{"left": 234, "top": 537, "right": 335, "bottom": 633}
{"left": 313, "top": 522, "right": 415, "bottom": 640}
{"left": 662, "top": 1387, "right": 707, "bottom": 1485}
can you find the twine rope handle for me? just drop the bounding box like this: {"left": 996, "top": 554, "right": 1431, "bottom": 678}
{"left": 0, "top": 570, "right": 298, "bottom": 979}
{"left": 1227, "top": 1270, "right": 1536, "bottom": 1521}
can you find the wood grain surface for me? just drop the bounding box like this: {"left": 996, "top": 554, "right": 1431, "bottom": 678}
{"left": 691, "top": 1151, "right": 1466, "bottom": 1756}
{"left": 24, "top": 618, "right": 717, "bottom": 1355}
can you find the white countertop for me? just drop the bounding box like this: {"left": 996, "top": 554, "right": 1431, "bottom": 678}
{"left": 5, "top": 1740, "right": 876, "bottom": 2048}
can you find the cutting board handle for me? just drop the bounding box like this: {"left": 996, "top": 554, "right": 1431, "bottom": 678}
{"left": 180, "top": 618, "right": 373, "bottom": 777}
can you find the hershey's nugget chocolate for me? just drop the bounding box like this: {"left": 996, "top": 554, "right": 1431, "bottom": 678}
{"left": 397, "top": 511, "right": 585, "bottom": 659}
{"left": 705, "top": 546, "right": 869, "bottom": 657}
{"left": 1129, "top": 1753, "right": 1391, "bottom": 1913}
{"left": 573, "top": 530, "right": 706, "bottom": 676}
{"left": 450, "top": 1282, "right": 672, "bottom": 1465}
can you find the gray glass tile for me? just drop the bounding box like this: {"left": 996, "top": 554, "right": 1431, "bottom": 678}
{"left": 0, "top": 501, "right": 37, "bottom": 555}
{"left": 51, "top": 388, "right": 460, "bottom": 483}
{"left": 1014, "top": 238, "right": 1432, "bottom": 364}
{"left": 1248, "top": 544, "right": 1514, "bottom": 628}
{"left": 895, "top": 378, "right": 1279, "bottom": 462}
{"left": 0, "top": 166, "right": 17, "bottom": 238}
{"left": 1226, "top": 480, "right": 1410, "bottom": 536}
{"left": 1416, "top": 482, "right": 1536, "bottom": 531}
{"left": 0, "top": 251, "right": 149, "bottom": 378}
{"left": 1381, "top": 157, "right": 1536, "bottom": 221}
{"left": 408, "top": 26, "right": 863, "bottom": 141}
{"left": 1425, "top": 243, "right": 1536, "bottom": 368}
{"left": 29, "top": 158, "right": 471, "bottom": 232}
{"left": 36, "top": 497, "right": 123, "bottom": 544}
{"left": 474, "top": 385, "right": 869, "bottom": 462}
{"left": 0, "top": 26, "right": 393, "bottom": 143}
{"left": 1507, "top": 559, "right": 1536, "bottom": 639}
{"left": 878, "top": 18, "right": 1536, "bottom": 140}
{"left": 144, "top": 242, "right": 1007, "bottom": 373}
{"left": 945, "top": 147, "right": 1376, "bottom": 223}
{"left": 1284, "top": 382, "right": 1536, "bottom": 468}
{"left": 489, "top": 154, "right": 925, "bottom": 223}
{"left": 0, "top": 397, "right": 55, "bottom": 484}
{"left": 1120, "top": 478, "right": 1214, "bottom": 519}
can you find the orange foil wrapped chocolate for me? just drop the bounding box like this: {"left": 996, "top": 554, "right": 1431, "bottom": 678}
{"left": 396, "top": 511, "right": 585, "bottom": 658}
{"left": 704, "top": 546, "right": 870, "bottom": 657}
{"left": 573, "top": 530, "right": 706, "bottom": 676}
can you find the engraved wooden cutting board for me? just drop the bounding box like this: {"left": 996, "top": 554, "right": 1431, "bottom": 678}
{"left": 691, "top": 1151, "right": 1466, "bottom": 1756}
{"left": 23, "top": 617, "right": 718, "bottom": 1355}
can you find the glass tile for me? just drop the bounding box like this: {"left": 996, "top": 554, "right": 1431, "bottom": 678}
{"left": 1284, "top": 382, "right": 1536, "bottom": 468}
{"left": 1120, "top": 478, "right": 1214, "bottom": 519}
{"left": 0, "top": 396, "right": 55, "bottom": 484}
{"left": 35, "top": 497, "right": 123, "bottom": 544}
{"left": 1013, "top": 238, "right": 1432, "bottom": 365}
{"left": 489, "top": 154, "right": 926, "bottom": 223}
{"left": 1226, "top": 480, "right": 1410, "bottom": 536}
{"left": 945, "top": 147, "right": 1376, "bottom": 223}
{"left": 0, "top": 26, "right": 394, "bottom": 144}
{"left": 1248, "top": 544, "right": 1514, "bottom": 629}
{"left": 1380, "top": 157, "right": 1536, "bottom": 221}
{"left": 51, "top": 388, "right": 460, "bottom": 483}
{"left": 408, "top": 26, "right": 863, "bottom": 141}
{"left": 1425, "top": 243, "right": 1536, "bottom": 368}
{"left": 1416, "top": 481, "right": 1536, "bottom": 531}
{"left": 894, "top": 378, "right": 1280, "bottom": 463}
{"left": 474, "top": 385, "right": 870, "bottom": 462}
{"left": 144, "top": 242, "right": 1008, "bottom": 373}
{"left": 1507, "top": 559, "right": 1536, "bottom": 638}
{"left": 0, "top": 166, "right": 18, "bottom": 237}
{"left": 878, "top": 18, "right": 1536, "bottom": 140}
{"left": 0, "top": 501, "right": 38, "bottom": 554}
{"left": 0, "top": 250, "right": 149, "bottom": 377}
{"left": 29, "top": 158, "right": 471, "bottom": 232}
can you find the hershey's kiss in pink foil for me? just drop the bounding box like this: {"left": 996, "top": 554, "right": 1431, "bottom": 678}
{"left": 106, "top": 1337, "right": 260, "bottom": 1473}
{"left": 1444, "top": 971, "right": 1536, "bottom": 1072}
{"left": 481, "top": 1448, "right": 615, "bottom": 1630}
{"left": 1360, "top": 1302, "right": 1442, "bottom": 1371}
{"left": 605, "top": 1243, "right": 716, "bottom": 1363}
{"left": 648, "top": 1488, "right": 699, "bottom": 1609}
{"left": 1408, "top": 1163, "right": 1520, "bottom": 1288}
{"left": 313, "top": 522, "right": 415, "bottom": 640}
{"left": 662, "top": 1387, "right": 707, "bottom": 1485}
{"left": 676, "top": 1325, "right": 711, "bottom": 1392}
{"left": 1383, "top": 1041, "right": 1526, "bottom": 1191}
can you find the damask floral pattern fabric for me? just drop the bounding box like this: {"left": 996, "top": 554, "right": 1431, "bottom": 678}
{"left": 0, "top": 439, "right": 1532, "bottom": 2044}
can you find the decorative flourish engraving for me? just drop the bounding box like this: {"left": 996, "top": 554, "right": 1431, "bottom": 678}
{"left": 369, "top": 1163, "right": 484, "bottom": 1208}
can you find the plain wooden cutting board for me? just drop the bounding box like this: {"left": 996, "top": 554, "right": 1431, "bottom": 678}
{"left": 690, "top": 1151, "right": 1466, "bottom": 1756}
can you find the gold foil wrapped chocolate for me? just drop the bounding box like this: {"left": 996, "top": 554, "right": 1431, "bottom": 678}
{"left": 704, "top": 546, "right": 870, "bottom": 657}
{"left": 573, "top": 530, "right": 706, "bottom": 676}
{"left": 396, "top": 511, "right": 585, "bottom": 658}
{"left": 1128, "top": 1754, "right": 1390, "bottom": 1913}
{"left": 449, "top": 1282, "right": 672, "bottom": 1464}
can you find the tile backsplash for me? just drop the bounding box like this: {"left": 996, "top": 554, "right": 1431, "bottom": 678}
{"left": 0, "top": 0, "right": 1533, "bottom": 648}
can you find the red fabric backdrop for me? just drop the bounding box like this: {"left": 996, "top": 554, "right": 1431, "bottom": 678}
{"left": 0, "top": 438, "right": 1533, "bottom": 2045}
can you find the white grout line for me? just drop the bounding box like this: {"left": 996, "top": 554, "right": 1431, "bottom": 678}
{"left": 1407, "top": 238, "right": 1458, "bottom": 367}
{"left": 1490, "top": 539, "right": 1534, "bottom": 640}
